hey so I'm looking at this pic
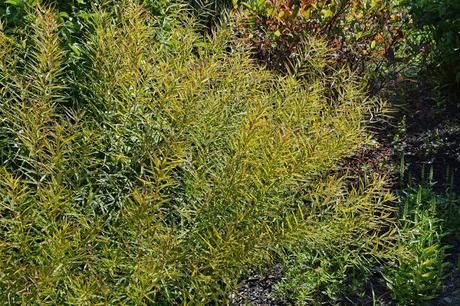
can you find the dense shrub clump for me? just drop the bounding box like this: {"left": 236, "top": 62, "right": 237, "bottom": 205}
{"left": 0, "top": 1, "right": 412, "bottom": 304}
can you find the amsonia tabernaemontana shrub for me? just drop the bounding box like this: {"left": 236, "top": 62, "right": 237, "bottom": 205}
{"left": 0, "top": 1, "right": 406, "bottom": 304}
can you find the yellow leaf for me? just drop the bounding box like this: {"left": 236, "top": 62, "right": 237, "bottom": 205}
{"left": 371, "top": 40, "right": 376, "bottom": 49}
{"left": 321, "top": 9, "right": 333, "bottom": 18}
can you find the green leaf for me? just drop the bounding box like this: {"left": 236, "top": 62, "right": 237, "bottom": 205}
{"left": 69, "top": 43, "right": 81, "bottom": 57}
{"left": 371, "top": 0, "right": 380, "bottom": 9}
{"left": 321, "top": 9, "right": 333, "bottom": 18}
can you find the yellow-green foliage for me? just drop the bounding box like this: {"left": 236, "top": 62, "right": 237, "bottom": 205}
{"left": 0, "top": 2, "right": 403, "bottom": 304}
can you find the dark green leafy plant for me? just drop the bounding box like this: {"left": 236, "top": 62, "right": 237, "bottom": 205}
{"left": 402, "top": 0, "right": 460, "bottom": 89}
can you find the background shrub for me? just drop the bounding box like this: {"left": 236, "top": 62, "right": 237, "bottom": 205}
{"left": 232, "top": 0, "right": 407, "bottom": 77}
{"left": 402, "top": 0, "right": 460, "bottom": 90}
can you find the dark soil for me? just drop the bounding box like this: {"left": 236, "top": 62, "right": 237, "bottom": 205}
{"left": 231, "top": 264, "right": 290, "bottom": 306}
